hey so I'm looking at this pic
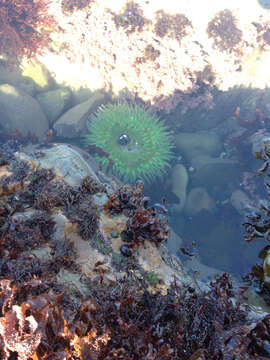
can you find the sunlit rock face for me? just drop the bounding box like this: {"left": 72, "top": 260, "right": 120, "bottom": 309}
{"left": 37, "top": 0, "right": 270, "bottom": 111}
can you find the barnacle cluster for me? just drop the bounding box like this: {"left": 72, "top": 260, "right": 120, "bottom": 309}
{"left": 154, "top": 10, "right": 192, "bottom": 42}
{"left": 135, "top": 44, "right": 161, "bottom": 64}
{"left": 85, "top": 102, "right": 173, "bottom": 184}
{"left": 207, "top": 9, "right": 242, "bottom": 52}
{"left": 111, "top": 1, "right": 149, "bottom": 34}
{"left": 104, "top": 180, "right": 145, "bottom": 214}
{"left": 0, "top": 0, "right": 56, "bottom": 65}
{"left": 252, "top": 21, "right": 270, "bottom": 50}
{"left": 61, "top": 0, "right": 93, "bottom": 14}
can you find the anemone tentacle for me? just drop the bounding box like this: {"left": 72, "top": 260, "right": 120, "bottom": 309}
{"left": 85, "top": 103, "right": 173, "bottom": 183}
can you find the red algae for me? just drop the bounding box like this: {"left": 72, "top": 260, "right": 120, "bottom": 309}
{"left": 0, "top": 0, "right": 56, "bottom": 65}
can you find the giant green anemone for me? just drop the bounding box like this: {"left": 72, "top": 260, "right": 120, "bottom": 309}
{"left": 85, "top": 102, "right": 173, "bottom": 183}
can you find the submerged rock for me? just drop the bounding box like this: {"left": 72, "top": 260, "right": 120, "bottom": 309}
{"left": 230, "top": 189, "right": 254, "bottom": 215}
{"left": 21, "top": 59, "right": 54, "bottom": 92}
{"left": 190, "top": 154, "right": 239, "bottom": 188}
{"left": 185, "top": 187, "right": 216, "bottom": 216}
{"left": 0, "top": 84, "right": 49, "bottom": 140}
{"left": 175, "top": 132, "right": 222, "bottom": 161}
{"left": 36, "top": 88, "right": 72, "bottom": 125}
{"left": 170, "top": 163, "right": 188, "bottom": 213}
{"left": 53, "top": 92, "right": 108, "bottom": 138}
{"left": 250, "top": 131, "right": 270, "bottom": 158}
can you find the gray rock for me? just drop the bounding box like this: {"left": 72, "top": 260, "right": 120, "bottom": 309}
{"left": 21, "top": 59, "right": 54, "bottom": 92}
{"left": 185, "top": 187, "right": 215, "bottom": 216}
{"left": 17, "top": 143, "right": 100, "bottom": 186}
{"left": 190, "top": 155, "right": 239, "bottom": 188}
{"left": 170, "top": 163, "right": 189, "bottom": 213}
{"left": 165, "top": 230, "right": 183, "bottom": 255}
{"left": 0, "top": 84, "right": 49, "bottom": 139}
{"left": 175, "top": 132, "right": 222, "bottom": 162}
{"left": 53, "top": 92, "right": 107, "bottom": 138}
{"left": 230, "top": 189, "right": 254, "bottom": 215}
{"left": 36, "top": 88, "right": 72, "bottom": 125}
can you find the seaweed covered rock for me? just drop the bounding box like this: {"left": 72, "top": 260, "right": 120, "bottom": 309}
{"left": 0, "top": 274, "right": 269, "bottom": 359}
{"left": 0, "top": 141, "right": 186, "bottom": 297}
{"left": 0, "top": 139, "right": 269, "bottom": 359}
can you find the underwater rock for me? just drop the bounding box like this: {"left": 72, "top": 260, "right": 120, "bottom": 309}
{"left": 190, "top": 155, "right": 239, "bottom": 188}
{"left": 170, "top": 163, "right": 188, "bottom": 213}
{"left": 185, "top": 187, "right": 215, "bottom": 216}
{"left": 18, "top": 143, "right": 99, "bottom": 186}
{"left": 0, "top": 63, "right": 35, "bottom": 96}
{"left": 230, "top": 189, "right": 254, "bottom": 215}
{"left": 36, "top": 88, "right": 72, "bottom": 125}
{"left": 198, "top": 221, "right": 241, "bottom": 273}
{"left": 175, "top": 132, "right": 222, "bottom": 162}
{"left": 21, "top": 59, "right": 54, "bottom": 92}
{"left": 53, "top": 92, "right": 107, "bottom": 138}
{"left": 0, "top": 84, "right": 49, "bottom": 140}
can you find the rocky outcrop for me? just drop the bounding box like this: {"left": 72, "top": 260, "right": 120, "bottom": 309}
{"left": 36, "top": 0, "right": 270, "bottom": 111}
{"left": 8, "top": 143, "right": 190, "bottom": 297}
